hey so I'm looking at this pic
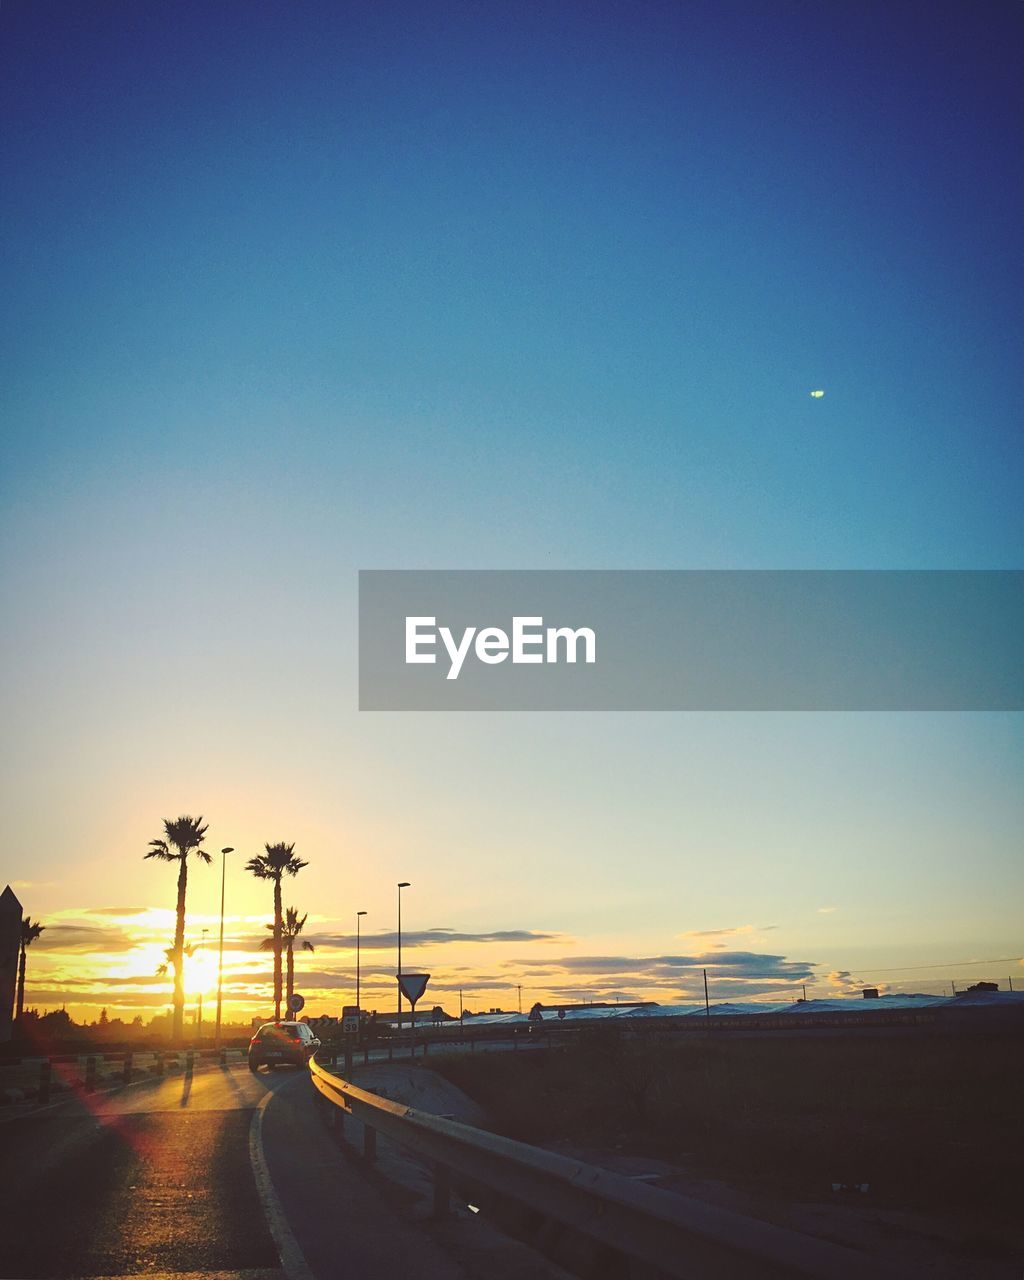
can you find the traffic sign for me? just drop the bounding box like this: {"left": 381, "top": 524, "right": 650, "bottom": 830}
{"left": 288, "top": 993, "right": 305, "bottom": 1013}
{"left": 397, "top": 972, "right": 430, "bottom": 1005}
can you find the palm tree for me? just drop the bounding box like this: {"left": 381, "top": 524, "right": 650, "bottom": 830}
{"left": 144, "top": 815, "right": 210, "bottom": 1042}
{"left": 260, "top": 907, "right": 314, "bottom": 1013}
{"left": 16, "top": 917, "right": 45, "bottom": 1023}
{"left": 245, "top": 843, "right": 308, "bottom": 1020}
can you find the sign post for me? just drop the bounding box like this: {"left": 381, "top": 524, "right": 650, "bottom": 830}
{"left": 397, "top": 973, "right": 430, "bottom": 1057}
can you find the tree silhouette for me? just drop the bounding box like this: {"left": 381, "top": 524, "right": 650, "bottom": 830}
{"left": 246, "top": 843, "right": 307, "bottom": 1019}
{"left": 144, "top": 815, "right": 210, "bottom": 1042}
{"left": 260, "top": 907, "right": 314, "bottom": 1013}
{"left": 16, "top": 917, "right": 44, "bottom": 1024}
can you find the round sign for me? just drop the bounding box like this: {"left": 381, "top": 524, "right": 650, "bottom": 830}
{"left": 288, "top": 993, "right": 305, "bottom": 1013}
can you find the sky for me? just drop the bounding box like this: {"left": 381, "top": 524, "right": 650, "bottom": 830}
{"left": 1, "top": 1, "right": 1021, "bottom": 1023}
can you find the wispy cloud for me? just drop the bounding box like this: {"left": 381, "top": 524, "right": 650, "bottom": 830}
{"left": 32, "top": 924, "right": 139, "bottom": 953}
{"left": 680, "top": 924, "right": 778, "bottom": 939}
{"left": 817, "top": 906, "right": 839, "bottom": 915}
{"left": 512, "top": 951, "right": 815, "bottom": 980}
{"left": 308, "top": 927, "right": 562, "bottom": 950}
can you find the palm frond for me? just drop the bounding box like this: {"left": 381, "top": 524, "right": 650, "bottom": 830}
{"left": 258, "top": 936, "right": 275, "bottom": 952}
{"left": 301, "top": 940, "right": 315, "bottom": 953}
{"left": 145, "top": 838, "right": 177, "bottom": 861}
{"left": 163, "top": 815, "right": 208, "bottom": 853}
{"left": 21, "top": 918, "right": 45, "bottom": 945}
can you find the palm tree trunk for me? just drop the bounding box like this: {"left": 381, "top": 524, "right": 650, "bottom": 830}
{"left": 273, "top": 878, "right": 283, "bottom": 1021}
{"left": 173, "top": 856, "right": 188, "bottom": 1043}
{"left": 286, "top": 941, "right": 294, "bottom": 1011}
{"left": 16, "top": 941, "right": 26, "bottom": 1023}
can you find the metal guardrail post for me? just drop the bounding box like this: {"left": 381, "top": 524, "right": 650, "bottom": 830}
{"left": 388, "top": 1042, "right": 393, "bottom": 1062}
{"left": 85, "top": 1055, "right": 96, "bottom": 1093}
{"left": 432, "top": 1162, "right": 450, "bottom": 1220}
{"left": 155, "top": 1050, "right": 165, "bottom": 1077}
{"left": 186, "top": 1049, "right": 194, "bottom": 1075}
{"left": 122, "top": 1052, "right": 133, "bottom": 1085}
{"left": 38, "top": 1059, "right": 51, "bottom": 1104}
{"left": 219, "top": 1047, "right": 227, "bottom": 1066}
{"left": 363, "top": 1123, "right": 376, "bottom": 1164}
{"left": 363, "top": 1047, "right": 369, "bottom": 1065}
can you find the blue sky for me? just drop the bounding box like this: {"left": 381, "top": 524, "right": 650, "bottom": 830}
{"left": 2, "top": 1, "right": 1021, "bottom": 1018}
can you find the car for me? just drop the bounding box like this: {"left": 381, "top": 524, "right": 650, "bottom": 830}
{"left": 248, "top": 1021, "right": 321, "bottom": 1072}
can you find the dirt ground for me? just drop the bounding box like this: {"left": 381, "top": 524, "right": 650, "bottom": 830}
{"left": 426, "top": 1031, "right": 1024, "bottom": 1279}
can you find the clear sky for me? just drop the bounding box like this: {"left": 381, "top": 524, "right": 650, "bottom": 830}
{"left": 2, "top": 1, "right": 1021, "bottom": 1022}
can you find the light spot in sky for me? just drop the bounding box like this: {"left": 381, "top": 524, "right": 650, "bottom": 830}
{"left": 810, "top": 390, "right": 825, "bottom": 398}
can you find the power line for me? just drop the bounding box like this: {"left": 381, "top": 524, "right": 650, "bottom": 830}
{"left": 850, "top": 957, "right": 1022, "bottom": 975}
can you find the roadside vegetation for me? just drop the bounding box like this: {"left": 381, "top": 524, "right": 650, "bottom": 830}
{"left": 433, "top": 1026, "right": 1023, "bottom": 1216}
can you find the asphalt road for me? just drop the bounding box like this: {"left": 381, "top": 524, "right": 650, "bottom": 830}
{"left": 0, "top": 1061, "right": 468, "bottom": 1280}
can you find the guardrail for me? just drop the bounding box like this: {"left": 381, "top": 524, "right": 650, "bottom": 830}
{"left": 310, "top": 1053, "right": 912, "bottom": 1280}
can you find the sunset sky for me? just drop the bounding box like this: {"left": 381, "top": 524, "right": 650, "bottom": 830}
{"left": 2, "top": 2, "right": 1021, "bottom": 1024}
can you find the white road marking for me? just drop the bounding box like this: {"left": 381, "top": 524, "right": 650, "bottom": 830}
{"left": 249, "top": 1089, "right": 315, "bottom": 1280}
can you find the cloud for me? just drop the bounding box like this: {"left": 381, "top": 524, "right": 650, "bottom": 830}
{"left": 308, "top": 928, "right": 562, "bottom": 950}
{"left": 32, "top": 924, "right": 139, "bottom": 953}
{"left": 681, "top": 925, "right": 778, "bottom": 939}
{"left": 817, "top": 906, "right": 839, "bottom": 914}
{"left": 827, "top": 969, "right": 879, "bottom": 995}
{"left": 512, "top": 951, "right": 816, "bottom": 981}
{"left": 43, "top": 973, "right": 169, "bottom": 988}
{"left": 9, "top": 880, "right": 58, "bottom": 890}
{"left": 23, "top": 988, "right": 168, "bottom": 1010}
{"left": 90, "top": 907, "right": 151, "bottom": 917}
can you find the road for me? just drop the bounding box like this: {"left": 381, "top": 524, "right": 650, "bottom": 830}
{"left": 0, "top": 1061, "right": 469, "bottom": 1280}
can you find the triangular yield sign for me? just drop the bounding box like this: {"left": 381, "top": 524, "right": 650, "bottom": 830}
{"left": 397, "top": 972, "right": 430, "bottom": 1005}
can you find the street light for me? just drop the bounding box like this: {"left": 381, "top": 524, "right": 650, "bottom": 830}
{"left": 356, "top": 911, "right": 367, "bottom": 1014}
{"left": 215, "top": 847, "right": 234, "bottom": 1048}
{"left": 397, "top": 882, "right": 410, "bottom": 1035}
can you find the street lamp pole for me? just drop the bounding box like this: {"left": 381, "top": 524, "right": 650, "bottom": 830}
{"left": 356, "top": 910, "right": 367, "bottom": 1013}
{"left": 215, "top": 847, "right": 234, "bottom": 1048}
{"left": 397, "top": 882, "right": 410, "bottom": 1035}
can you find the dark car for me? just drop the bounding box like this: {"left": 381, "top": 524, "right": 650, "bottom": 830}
{"left": 248, "top": 1021, "right": 321, "bottom": 1072}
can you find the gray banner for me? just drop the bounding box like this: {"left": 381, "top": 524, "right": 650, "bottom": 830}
{"left": 358, "top": 570, "right": 1023, "bottom": 711}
